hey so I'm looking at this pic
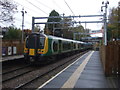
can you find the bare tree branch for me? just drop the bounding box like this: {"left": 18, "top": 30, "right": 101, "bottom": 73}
{"left": 0, "top": 0, "right": 17, "bottom": 23}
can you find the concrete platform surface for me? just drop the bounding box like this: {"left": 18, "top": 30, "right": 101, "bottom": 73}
{"left": 1, "top": 55, "right": 24, "bottom": 62}
{"left": 37, "top": 51, "right": 109, "bottom": 89}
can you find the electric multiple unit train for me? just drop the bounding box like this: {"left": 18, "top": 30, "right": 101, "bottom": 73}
{"left": 24, "top": 33, "right": 92, "bottom": 64}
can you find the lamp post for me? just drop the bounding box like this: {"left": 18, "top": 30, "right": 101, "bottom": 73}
{"left": 21, "top": 8, "right": 27, "bottom": 43}
{"left": 118, "top": 2, "right": 120, "bottom": 39}
{"left": 101, "top": 1, "right": 109, "bottom": 45}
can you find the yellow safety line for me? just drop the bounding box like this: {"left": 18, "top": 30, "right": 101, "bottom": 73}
{"left": 61, "top": 51, "right": 94, "bottom": 88}
{"left": 36, "top": 51, "right": 90, "bottom": 89}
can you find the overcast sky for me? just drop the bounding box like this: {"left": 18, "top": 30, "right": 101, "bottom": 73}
{"left": 1, "top": 0, "right": 120, "bottom": 37}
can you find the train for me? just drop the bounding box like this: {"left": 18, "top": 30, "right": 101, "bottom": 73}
{"left": 24, "top": 32, "right": 92, "bottom": 64}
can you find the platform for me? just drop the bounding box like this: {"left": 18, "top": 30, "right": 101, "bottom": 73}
{"left": 0, "top": 55, "right": 24, "bottom": 62}
{"left": 37, "top": 51, "right": 109, "bottom": 89}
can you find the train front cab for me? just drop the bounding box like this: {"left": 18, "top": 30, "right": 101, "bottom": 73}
{"left": 24, "top": 33, "right": 48, "bottom": 63}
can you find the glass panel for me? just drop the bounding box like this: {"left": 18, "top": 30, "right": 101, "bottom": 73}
{"left": 53, "top": 41, "right": 58, "bottom": 52}
{"left": 40, "top": 37, "right": 45, "bottom": 49}
{"left": 27, "top": 35, "right": 36, "bottom": 49}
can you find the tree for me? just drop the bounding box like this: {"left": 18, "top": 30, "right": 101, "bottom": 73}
{"left": 44, "top": 10, "right": 62, "bottom": 35}
{"left": 0, "top": 0, "right": 17, "bottom": 23}
{"left": 34, "top": 25, "right": 40, "bottom": 32}
{"left": 107, "top": 5, "right": 120, "bottom": 41}
{"left": 62, "top": 17, "right": 72, "bottom": 28}
{"left": 107, "top": 24, "right": 117, "bottom": 41}
{"left": 3, "top": 26, "right": 22, "bottom": 40}
{"left": 61, "top": 17, "right": 73, "bottom": 39}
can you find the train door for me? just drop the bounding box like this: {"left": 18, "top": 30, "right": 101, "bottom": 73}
{"left": 27, "top": 34, "right": 39, "bottom": 56}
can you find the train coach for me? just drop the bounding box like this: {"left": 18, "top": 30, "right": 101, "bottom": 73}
{"left": 24, "top": 32, "right": 92, "bottom": 64}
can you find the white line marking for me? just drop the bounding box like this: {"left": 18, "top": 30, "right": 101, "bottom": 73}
{"left": 36, "top": 51, "right": 91, "bottom": 89}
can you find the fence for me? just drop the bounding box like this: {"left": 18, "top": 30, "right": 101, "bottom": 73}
{"left": 100, "top": 41, "right": 120, "bottom": 77}
{"left": 2, "top": 40, "right": 24, "bottom": 56}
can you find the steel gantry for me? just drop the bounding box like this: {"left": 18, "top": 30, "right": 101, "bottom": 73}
{"left": 32, "top": 15, "right": 104, "bottom": 31}
{"left": 32, "top": 14, "right": 108, "bottom": 45}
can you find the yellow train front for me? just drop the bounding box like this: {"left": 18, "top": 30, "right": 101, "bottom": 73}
{"left": 24, "top": 32, "right": 92, "bottom": 64}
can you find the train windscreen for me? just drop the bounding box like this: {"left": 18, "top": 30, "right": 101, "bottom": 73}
{"left": 27, "top": 34, "right": 39, "bottom": 49}
{"left": 26, "top": 34, "right": 45, "bottom": 49}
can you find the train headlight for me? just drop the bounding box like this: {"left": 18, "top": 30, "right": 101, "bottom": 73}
{"left": 24, "top": 48, "right": 28, "bottom": 53}
{"left": 38, "top": 49, "right": 44, "bottom": 54}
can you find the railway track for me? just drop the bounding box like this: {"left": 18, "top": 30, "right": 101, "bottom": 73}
{"left": 2, "top": 65, "right": 34, "bottom": 82}
{"left": 2, "top": 65, "right": 30, "bottom": 75}
{"left": 2, "top": 51, "right": 88, "bottom": 89}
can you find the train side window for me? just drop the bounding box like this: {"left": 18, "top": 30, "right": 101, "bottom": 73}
{"left": 63, "top": 41, "right": 71, "bottom": 51}
{"left": 40, "top": 37, "right": 45, "bottom": 49}
{"left": 73, "top": 43, "right": 76, "bottom": 49}
{"left": 78, "top": 44, "right": 81, "bottom": 49}
{"left": 71, "top": 42, "right": 73, "bottom": 49}
{"left": 68, "top": 42, "right": 71, "bottom": 49}
{"left": 81, "top": 44, "right": 84, "bottom": 49}
{"left": 53, "top": 41, "right": 58, "bottom": 52}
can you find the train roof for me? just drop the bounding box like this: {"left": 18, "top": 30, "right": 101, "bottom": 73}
{"left": 29, "top": 33, "right": 88, "bottom": 44}
{"left": 47, "top": 35, "right": 85, "bottom": 44}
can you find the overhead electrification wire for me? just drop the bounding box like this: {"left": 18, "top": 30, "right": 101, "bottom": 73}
{"left": 12, "top": 0, "right": 42, "bottom": 16}
{"left": 52, "top": 0, "right": 67, "bottom": 20}
{"left": 35, "top": 0, "right": 53, "bottom": 10}
{"left": 52, "top": 0, "right": 64, "bottom": 13}
{"left": 25, "top": 0, "right": 48, "bottom": 15}
{"left": 64, "top": 0, "right": 75, "bottom": 16}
